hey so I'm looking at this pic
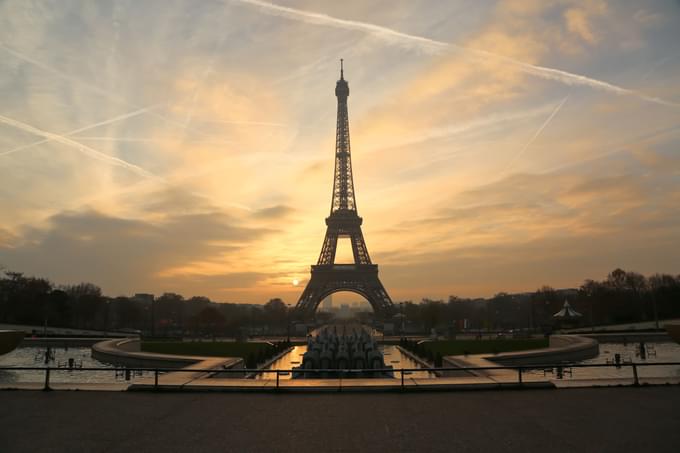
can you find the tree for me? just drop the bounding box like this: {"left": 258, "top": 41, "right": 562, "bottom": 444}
{"left": 607, "top": 268, "right": 627, "bottom": 291}
{"left": 112, "top": 296, "right": 144, "bottom": 330}
{"left": 155, "top": 293, "right": 185, "bottom": 334}
{"left": 47, "top": 289, "right": 70, "bottom": 327}
{"left": 263, "top": 298, "right": 288, "bottom": 331}
{"left": 63, "top": 283, "right": 104, "bottom": 329}
{"left": 196, "top": 306, "right": 226, "bottom": 335}
{"left": 420, "top": 299, "right": 446, "bottom": 331}
{"left": 624, "top": 271, "right": 647, "bottom": 321}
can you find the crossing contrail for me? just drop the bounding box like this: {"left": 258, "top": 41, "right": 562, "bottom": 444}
{"left": 229, "top": 0, "right": 678, "bottom": 108}
{"left": 0, "top": 105, "right": 160, "bottom": 158}
{"left": 0, "top": 113, "right": 159, "bottom": 179}
{"left": 503, "top": 96, "right": 569, "bottom": 174}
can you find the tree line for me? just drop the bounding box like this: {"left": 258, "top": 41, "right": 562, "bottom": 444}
{"left": 0, "top": 269, "right": 292, "bottom": 336}
{"left": 397, "top": 268, "right": 680, "bottom": 333}
{"left": 1, "top": 268, "right": 678, "bottom": 335}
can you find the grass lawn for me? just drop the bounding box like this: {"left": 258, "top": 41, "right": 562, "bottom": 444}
{"left": 141, "top": 341, "right": 274, "bottom": 359}
{"left": 422, "top": 338, "right": 549, "bottom": 356}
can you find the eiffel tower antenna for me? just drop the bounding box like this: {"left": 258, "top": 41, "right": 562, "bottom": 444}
{"left": 294, "top": 61, "right": 395, "bottom": 320}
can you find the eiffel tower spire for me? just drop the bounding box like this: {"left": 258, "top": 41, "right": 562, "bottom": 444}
{"left": 294, "top": 61, "right": 394, "bottom": 320}
{"left": 331, "top": 58, "right": 357, "bottom": 213}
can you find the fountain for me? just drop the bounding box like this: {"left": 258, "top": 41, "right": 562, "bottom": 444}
{"left": 293, "top": 325, "right": 392, "bottom": 378}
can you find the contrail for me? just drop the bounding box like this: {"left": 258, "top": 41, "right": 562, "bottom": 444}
{"left": 503, "top": 96, "right": 568, "bottom": 174}
{"left": 365, "top": 102, "right": 556, "bottom": 154}
{"left": 0, "top": 114, "right": 158, "bottom": 179}
{"left": 229, "top": 0, "right": 446, "bottom": 53}
{"left": 229, "top": 0, "right": 679, "bottom": 108}
{"left": 71, "top": 137, "right": 235, "bottom": 145}
{"left": 0, "top": 42, "right": 128, "bottom": 103}
{"left": 0, "top": 105, "right": 160, "bottom": 158}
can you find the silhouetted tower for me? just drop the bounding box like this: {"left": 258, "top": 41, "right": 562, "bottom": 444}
{"left": 295, "top": 61, "right": 395, "bottom": 319}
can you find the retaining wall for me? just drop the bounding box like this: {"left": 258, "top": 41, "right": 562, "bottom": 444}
{"left": 489, "top": 335, "right": 599, "bottom": 366}
{"left": 441, "top": 335, "right": 599, "bottom": 377}
{"left": 92, "top": 338, "right": 242, "bottom": 370}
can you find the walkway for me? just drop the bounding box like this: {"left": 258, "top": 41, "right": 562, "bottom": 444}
{"left": 1, "top": 387, "right": 679, "bottom": 452}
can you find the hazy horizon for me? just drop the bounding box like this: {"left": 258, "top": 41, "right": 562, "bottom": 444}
{"left": 1, "top": 0, "right": 679, "bottom": 304}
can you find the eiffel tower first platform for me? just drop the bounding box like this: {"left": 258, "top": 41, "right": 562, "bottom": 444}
{"left": 294, "top": 61, "right": 395, "bottom": 320}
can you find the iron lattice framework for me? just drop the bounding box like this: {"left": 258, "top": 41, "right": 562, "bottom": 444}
{"left": 295, "top": 61, "right": 395, "bottom": 320}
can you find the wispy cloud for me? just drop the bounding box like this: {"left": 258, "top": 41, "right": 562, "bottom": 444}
{"left": 229, "top": 0, "right": 679, "bottom": 108}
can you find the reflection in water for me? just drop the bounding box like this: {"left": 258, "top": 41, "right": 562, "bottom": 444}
{"left": 258, "top": 345, "right": 435, "bottom": 380}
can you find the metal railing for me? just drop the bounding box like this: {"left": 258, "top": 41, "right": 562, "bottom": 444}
{"left": 1, "top": 361, "right": 679, "bottom": 391}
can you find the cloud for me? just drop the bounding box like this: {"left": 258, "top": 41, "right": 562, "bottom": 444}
{"left": 251, "top": 205, "right": 295, "bottom": 220}
{"left": 0, "top": 209, "right": 272, "bottom": 296}
{"left": 564, "top": 6, "right": 602, "bottom": 44}
{"left": 375, "top": 149, "right": 680, "bottom": 298}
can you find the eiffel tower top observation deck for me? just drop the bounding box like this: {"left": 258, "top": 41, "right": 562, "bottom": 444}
{"left": 294, "top": 61, "right": 394, "bottom": 319}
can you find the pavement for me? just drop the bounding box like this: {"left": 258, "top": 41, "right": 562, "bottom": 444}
{"left": 1, "top": 387, "right": 679, "bottom": 452}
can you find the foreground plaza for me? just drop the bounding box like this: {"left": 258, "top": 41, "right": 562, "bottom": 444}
{"left": 1, "top": 387, "right": 679, "bottom": 452}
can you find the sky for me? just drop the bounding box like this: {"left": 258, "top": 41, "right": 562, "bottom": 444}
{"left": 1, "top": 0, "right": 679, "bottom": 304}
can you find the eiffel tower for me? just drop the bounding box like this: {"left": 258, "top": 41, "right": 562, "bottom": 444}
{"left": 295, "top": 61, "right": 395, "bottom": 320}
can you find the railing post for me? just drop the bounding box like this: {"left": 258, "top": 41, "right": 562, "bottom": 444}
{"left": 632, "top": 364, "right": 639, "bottom": 386}
{"left": 154, "top": 369, "right": 159, "bottom": 390}
{"left": 276, "top": 370, "right": 280, "bottom": 390}
{"left": 517, "top": 367, "right": 523, "bottom": 386}
{"left": 401, "top": 369, "right": 404, "bottom": 390}
{"left": 43, "top": 367, "right": 51, "bottom": 391}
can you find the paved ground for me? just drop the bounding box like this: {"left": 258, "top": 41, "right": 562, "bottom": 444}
{"left": 1, "top": 387, "right": 679, "bottom": 452}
